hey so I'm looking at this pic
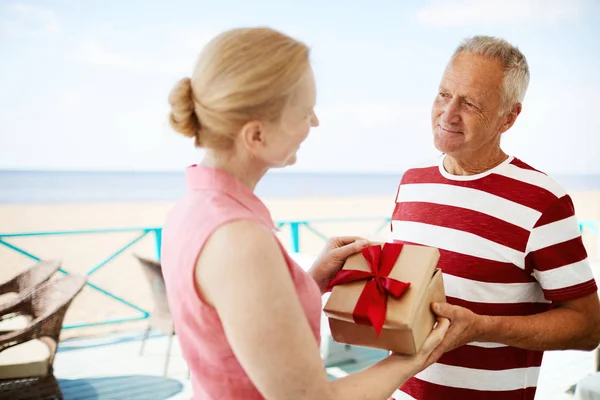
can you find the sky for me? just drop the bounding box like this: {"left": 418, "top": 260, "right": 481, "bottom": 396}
{"left": 1, "top": 0, "right": 599, "bottom": 174}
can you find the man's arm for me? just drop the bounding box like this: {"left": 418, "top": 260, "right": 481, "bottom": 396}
{"left": 480, "top": 293, "right": 600, "bottom": 350}
{"left": 429, "top": 292, "right": 600, "bottom": 360}
{"left": 428, "top": 194, "right": 600, "bottom": 361}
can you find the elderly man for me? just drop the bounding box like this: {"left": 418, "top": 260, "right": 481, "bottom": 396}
{"left": 389, "top": 36, "right": 600, "bottom": 399}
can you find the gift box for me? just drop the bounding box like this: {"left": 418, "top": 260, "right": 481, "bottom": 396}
{"left": 323, "top": 242, "right": 445, "bottom": 355}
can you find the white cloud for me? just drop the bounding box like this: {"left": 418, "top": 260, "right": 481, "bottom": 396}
{"left": 416, "top": 0, "right": 587, "bottom": 28}
{"left": 77, "top": 39, "right": 182, "bottom": 75}
{"left": 0, "top": 3, "right": 59, "bottom": 37}
{"left": 76, "top": 28, "right": 218, "bottom": 76}
{"left": 169, "top": 27, "right": 218, "bottom": 54}
{"left": 78, "top": 39, "right": 141, "bottom": 71}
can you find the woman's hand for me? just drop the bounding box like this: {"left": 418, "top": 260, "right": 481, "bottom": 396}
{"left": 308, "top": 236, "right": 370, "bottom": 293}
{"left": 395, "top": 317, "right": 450, "bottom": 373}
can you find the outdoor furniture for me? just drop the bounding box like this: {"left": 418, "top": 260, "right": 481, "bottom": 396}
{"left": 135, "top": 255, "right": 176, "bottom": 377}
{"left": 0, "top": 274, "right": 86, "bottom": 400}
{"left": 0, "top": 260, "right": 61, "bottom": 301}
{"left": 0, "top": 260, "right": 62, "bottom": 332}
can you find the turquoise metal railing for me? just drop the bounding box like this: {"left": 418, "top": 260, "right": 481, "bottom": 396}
{"left": 1, "top": 218, "right": 597, "bottom": 329}
{"left": 0, "top": 227, "right": 163, "bottom": 329}
{"left": 580, "top": 220, "right": 599, "bottom": 235}
{"left": 0, "top": 217, "right": 391, "bottom": 329}
{"left": 276, "top": 217, "right": 392, "bottom": 253}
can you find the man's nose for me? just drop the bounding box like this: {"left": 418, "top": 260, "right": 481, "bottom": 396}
{"left": 440, "top": 97, "right": 461, "bottom": 126}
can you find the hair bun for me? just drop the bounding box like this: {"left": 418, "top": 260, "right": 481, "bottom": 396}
{"left": 168, "top": 77, "right": 200, "bottom": 140}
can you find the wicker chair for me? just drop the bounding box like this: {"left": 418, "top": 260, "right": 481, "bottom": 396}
{"left": 135, "top": 255, "right": 177, "bottom": 377}
{"left": 0, "top": 274, "right": 86, "bottom": 400}
{"left": 0, "top": 260, "right": 61, "bottom": 301}
{"left": 0, "top": 260, "right": 62, "bottom": 331}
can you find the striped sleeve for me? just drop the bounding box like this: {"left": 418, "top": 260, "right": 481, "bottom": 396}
{"left": 525, "top": 195, "right": 597, "bottom": 301}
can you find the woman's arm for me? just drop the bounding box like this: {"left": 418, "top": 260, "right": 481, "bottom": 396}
{"left": 196, "top": 220, "right": 448, "bottom": 400}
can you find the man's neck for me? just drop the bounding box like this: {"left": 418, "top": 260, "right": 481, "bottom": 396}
{"left": 444, "top": 149, "right": 509, "bottom": 176}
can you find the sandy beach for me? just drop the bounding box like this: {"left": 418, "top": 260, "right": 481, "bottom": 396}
{"left": 1, "top": 191, "right": 599, "bottom": 339}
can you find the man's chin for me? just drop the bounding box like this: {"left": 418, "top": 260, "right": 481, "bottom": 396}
{"left": 433, "top": 135, "right": 462, "bottom": 155}
{"left": 432, "top": 138, "right": 448, "bottom": 154}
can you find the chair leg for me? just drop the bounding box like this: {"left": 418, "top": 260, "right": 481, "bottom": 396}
{"left": 139, "top": 326, "right": 151, "bottom": 356}
{"left": 164, "top": 333, "right": 174, "bottom": 376}
{"left": 45, "top": 374, "right": 64, "bottom": 400}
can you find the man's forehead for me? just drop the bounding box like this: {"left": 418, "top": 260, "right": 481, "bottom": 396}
{"left": 441, "top": 54, "right": 503, "bottom": 99}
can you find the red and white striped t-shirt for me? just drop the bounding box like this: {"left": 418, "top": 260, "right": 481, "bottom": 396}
{"left": 389, "top": 155, "right": 597, "bottom": 400}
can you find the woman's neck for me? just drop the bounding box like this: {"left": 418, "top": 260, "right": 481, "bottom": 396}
{"left": 201, "top": 150, "right": 268, "bottom": 191}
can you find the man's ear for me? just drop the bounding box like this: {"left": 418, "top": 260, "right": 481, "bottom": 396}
{"left": 500, "top": 103, "right": 522, "bottom": 134}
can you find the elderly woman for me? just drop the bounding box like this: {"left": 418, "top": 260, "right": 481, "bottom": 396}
{"left": 160, "top": 27, "right": 448, "bottom": 400}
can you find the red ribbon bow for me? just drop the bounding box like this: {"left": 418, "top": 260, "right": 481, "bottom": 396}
{"left": 326, "top": 243, "right": 410, "bottom": 336}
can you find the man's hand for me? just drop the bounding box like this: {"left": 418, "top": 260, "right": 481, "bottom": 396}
{"left": 309, "top": 236, "right": 369, "bottom": 293}
{"left": 424, "top": 293, "right": 600, "bottom": 358}
{"left": 424, "top": 302, "right": 488, "bottom": 365}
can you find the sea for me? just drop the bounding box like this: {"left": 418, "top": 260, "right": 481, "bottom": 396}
{"left": 0, "top": 170, "right": 599, "bottom": 204}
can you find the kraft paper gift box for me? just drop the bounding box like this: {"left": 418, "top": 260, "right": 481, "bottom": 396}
{"left": 323, "top": 242, "right": 446, "bottom": 355}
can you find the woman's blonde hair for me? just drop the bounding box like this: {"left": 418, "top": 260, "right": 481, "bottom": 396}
{"left": 168, "top": 27, "right": 310, "bottom": 149}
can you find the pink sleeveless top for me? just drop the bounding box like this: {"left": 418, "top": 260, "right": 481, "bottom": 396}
{"left": 161, "top": 165, "right": 322, "bottom": 399}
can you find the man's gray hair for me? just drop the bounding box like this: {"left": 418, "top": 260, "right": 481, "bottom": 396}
{"left": 453, "top": 36, "right": 530, "bottom": 113}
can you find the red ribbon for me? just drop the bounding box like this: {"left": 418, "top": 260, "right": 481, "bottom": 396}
{"left": 326, "top": 243, "right": 410, "bottom": 336}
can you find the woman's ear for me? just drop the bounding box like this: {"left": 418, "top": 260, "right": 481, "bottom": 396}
{"left": 239, "top": 120, "right": 266, "bottom": 151}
